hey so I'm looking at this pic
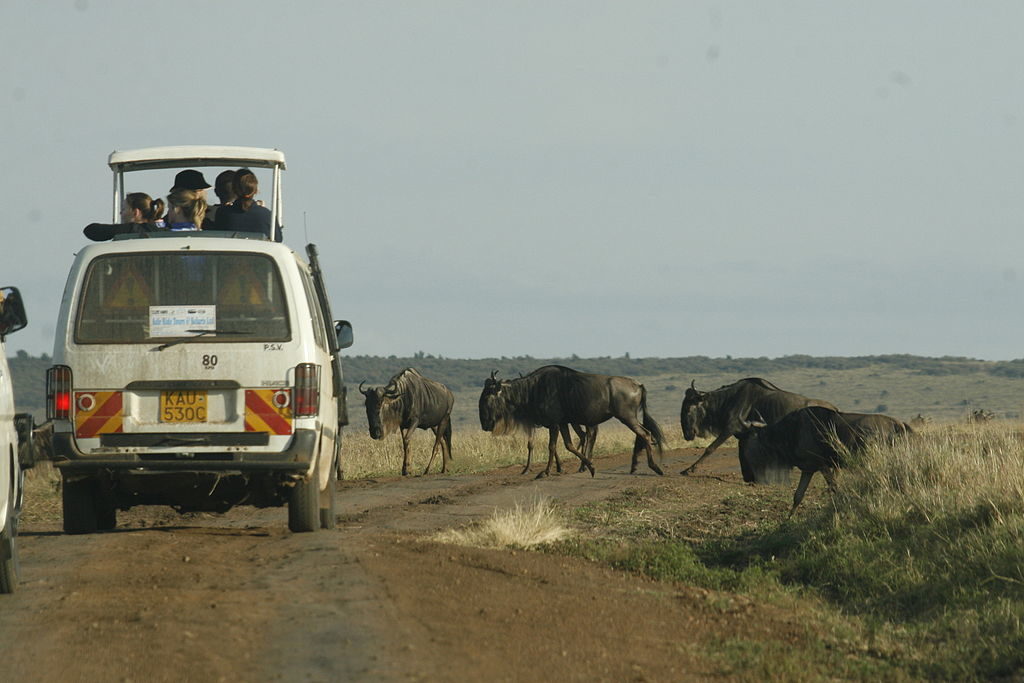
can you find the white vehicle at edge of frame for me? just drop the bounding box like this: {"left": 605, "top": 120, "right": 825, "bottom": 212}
{"left": 0, "top": 286, "right": 31, "bottom": 592}
{"left": 47, "top": 146, "right": 353, "bottom": 534}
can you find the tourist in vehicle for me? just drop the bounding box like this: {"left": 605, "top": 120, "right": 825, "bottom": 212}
{"left": 215, "top": 168, "right": 272, "bottom": 238}
{"left": 121, "top": 192, "right": 166, "bottom": 227}
{"left": 166, "top": 188, "right": 207, "bottom": 232}
{"left": 206, "top": 169, "right": 236, "bottom": 227}
{"left": 83, "top": 192, "right": 167, "bottom": 241}
{"left": 170, "top": 169, "right": 211, "bottom": 199}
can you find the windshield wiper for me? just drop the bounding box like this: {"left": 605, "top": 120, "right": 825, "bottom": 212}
{"left": 154, "top": 328, "right": 246, "bottom": 352}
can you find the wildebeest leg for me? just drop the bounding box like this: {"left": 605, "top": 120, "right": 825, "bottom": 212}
{"left": 573, "top": 424, "right": 590, "bottom": 473}
{"left": 788, "top": 470, "right": 816, "bottom": 518}
{"left": 400, "top": 420, "right": 419, "bottom": 476}
{"left": 577, "top": 421, "right": 598, "bottom": 471}
{"left": 522, "top": 428, "right": 535, "bottom": 475}
{"left": 441, "top": 418, "right": 453, "bottom": 470}
{"left": 536, "top": 426, "right": 560, "bottom": 479}
{"left": 681, "top": 432, "right": 731, "bottom": 475}
{"left": 559, "top": 424, "right": 595, "bottom": 477}
{"left": 423, "top": 424, "right": 444, "bottom": 475}
{"left": 620, "top": 419, "right": 663, "bottom": 476}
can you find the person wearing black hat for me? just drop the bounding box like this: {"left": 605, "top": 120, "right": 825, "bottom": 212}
{"left": 171, "top": 169, "right": 212, "bottom": 199}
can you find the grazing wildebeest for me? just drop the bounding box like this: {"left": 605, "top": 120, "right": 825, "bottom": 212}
{"left": 680, "top": 378, "right": 837, "bottom": 476}
{"left": 478, "top": 365, "right": 665, "bottom": 478}
{"left": 739, "top": 405, "right": 913, "bottom": 516}
{"left": 968, "top": 409, "right": 995, "bottom": 424}
{"left": 360, "top": 368, "right": 454, "bottom": 476}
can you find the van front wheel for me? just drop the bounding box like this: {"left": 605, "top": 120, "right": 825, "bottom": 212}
{"left": 0, "top": 521, "right": 20, "bottom": 593}
{"left": 288, "top": 474, "right": 319, "bottom": 533}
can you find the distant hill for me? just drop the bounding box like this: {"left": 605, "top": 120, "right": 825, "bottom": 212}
{"left": 13, "top": 352, "right": 1024, "bottom": 429}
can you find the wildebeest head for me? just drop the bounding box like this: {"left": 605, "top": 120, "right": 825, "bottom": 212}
{"left": 680, "top": 380, "right": 708, "bottom": 441}
{"left": 360, "top": 380, "right": 402, "bottom": 440}
{"left": 478, "top": 370, "right": 515, "bottom": 434}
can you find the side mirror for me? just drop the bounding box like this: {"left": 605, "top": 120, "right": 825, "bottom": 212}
{"left": 0, "top": 286, "right": 27, "bottom": 338}
{"left": 334, "top": 320, "right": 354, "bottom": 350}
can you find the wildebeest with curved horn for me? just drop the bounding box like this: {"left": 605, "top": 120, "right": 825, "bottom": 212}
{"left": 360, "top": 368, "right": 455, "bottom": 476}
{"left": 478, "top": 365, "right": 665, "bottom": 478}
{"left": 739, "top": 405, "right": 913, "bottom": 516}
{"left": 680, "top": 377, "right": 837, "bottom": 476}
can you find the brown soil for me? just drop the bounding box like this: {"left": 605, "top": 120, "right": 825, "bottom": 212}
{"left": 0, "top": 448, "right": 812, "bottom": 682}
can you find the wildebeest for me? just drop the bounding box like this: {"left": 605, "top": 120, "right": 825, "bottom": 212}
{"left": 478, "top": 365, "right": 665, "bottom": 478}
{"left": 360, "top": 368, "right": 454, "bottom": 476}
{"left": 968, "top": 408, "right": 995, "bottom": 424}
{"left": 739, "top": 405, "right": 913, "bottom": 516}
{"left": 680, "top": 378, "right": 837, "bottom": 475}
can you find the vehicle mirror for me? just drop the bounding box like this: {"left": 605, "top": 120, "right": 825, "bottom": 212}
{"left": 334, "top": 320, "right": 354, "bottom": 349}
{"left": 0, "top": 287, "right": 27, "bottom": 338}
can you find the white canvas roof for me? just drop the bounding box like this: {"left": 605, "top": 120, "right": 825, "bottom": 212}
{"left": 108, "top": 146, "right": 286, "bottom": 172}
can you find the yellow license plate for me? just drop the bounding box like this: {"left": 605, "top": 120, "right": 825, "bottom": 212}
{"left": 160, "top": 390, "right": 208, "bottom": 423}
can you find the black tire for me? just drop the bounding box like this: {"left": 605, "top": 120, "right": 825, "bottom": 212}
{"left": 319, "top": 461, "right": 337, "bottom": 530}
{"left": 0, "top": 520, "right": 20, "bottom": 594}
{"left": 62, "top": 476, "right": 99, "bottom": 535}
{"left": 288, "top": 472, "right": 319, "bottom": 533}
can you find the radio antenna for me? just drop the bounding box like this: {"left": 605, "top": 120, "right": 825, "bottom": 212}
{"left": 303, "top": 211, "right": 309, "bottom": 243}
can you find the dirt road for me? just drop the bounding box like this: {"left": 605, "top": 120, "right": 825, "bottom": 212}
{"left": 0, "top": 448, "right": 802, "bottom": 682}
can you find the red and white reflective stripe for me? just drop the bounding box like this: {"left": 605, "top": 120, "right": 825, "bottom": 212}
{"left": 294, "top": 363, "right": 320, "bottom": 417}
{"left": 46, "top": 365, "right": 72, "bottom": 420}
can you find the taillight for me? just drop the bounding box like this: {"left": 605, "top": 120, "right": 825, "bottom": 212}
{"left": 294, "top": 363, "right": 320, "bottom": 417}
{"left": 47, "top": 365, "right": 73, "bottom": 420}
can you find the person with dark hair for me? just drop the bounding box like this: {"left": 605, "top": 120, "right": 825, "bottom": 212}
{"left": 84, "top": 192, "right": 167, "bottom": 241}
{"left": 206, "top": 169, "right": 236, "bottom": 227}
{"left": 214, "top": 167, "right": 272, "bottom": 238}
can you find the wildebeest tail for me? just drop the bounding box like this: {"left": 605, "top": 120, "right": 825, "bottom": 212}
{"left": 639, "top": 385, "right": 665, "bottom": 454}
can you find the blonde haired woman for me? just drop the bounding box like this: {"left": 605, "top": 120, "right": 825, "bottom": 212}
{"left": 166, "top": 188, "right": 207, "bottom": 232}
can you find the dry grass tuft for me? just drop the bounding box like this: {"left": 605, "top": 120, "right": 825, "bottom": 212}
{"left": 433, "top": 497, "right": 570, "bottom": 549}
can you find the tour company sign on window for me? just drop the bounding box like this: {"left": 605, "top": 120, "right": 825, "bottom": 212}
{"left": 149, "top": 306, "right": 216, "bottom": 337}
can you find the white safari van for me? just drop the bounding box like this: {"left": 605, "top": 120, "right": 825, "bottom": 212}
{"left": 47, "top": 147, "right": 353, "bottom": 533}
{"left": 0, "top": 287, "right": 29, "bottom": 592}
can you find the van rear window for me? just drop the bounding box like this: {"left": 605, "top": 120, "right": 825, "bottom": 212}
{"left": 76, "top": 252, "right": 290, "bottom": 344}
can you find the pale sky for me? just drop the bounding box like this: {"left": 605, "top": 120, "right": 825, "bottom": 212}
{"left": 4, "top": 2, "right": 1024, "bottom": 360}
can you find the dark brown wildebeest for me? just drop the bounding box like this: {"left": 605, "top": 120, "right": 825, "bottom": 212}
{"left": 360, "top": 368, "right": 454, "bottom": 476}
{"left": 739, "top": 405, "right": 913, "bottom": 516}
{"left": 478, "top": 365, "right": 665, "bottom": 478}
{"left": 680, "top": 378, "right": 837, "bottom": 476}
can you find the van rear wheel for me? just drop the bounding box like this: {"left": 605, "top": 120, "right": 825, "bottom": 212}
{"left": 288, "top": 474, "right": 319, "bottom": 533}
{"left": 62, "top": 476, "right": 98, "bottom": 535}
